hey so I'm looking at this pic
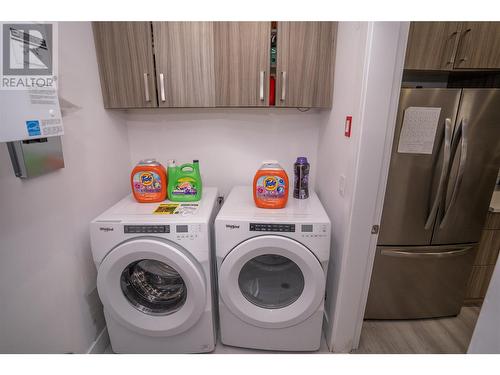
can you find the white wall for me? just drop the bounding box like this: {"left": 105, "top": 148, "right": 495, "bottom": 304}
{"left": 0, "top": 22, "right": 130, "bottom": 353}
{"left": 468, "top": 257, "right": 500, "bottom": 353}
{"left": 317, "top": 22, "right": 408, "bottom": 352}
{"left": 316, "top": 22, "right": 369, "bottom": 350}
{"left": 126, "top": 108, "right": 325, "bottom": 197}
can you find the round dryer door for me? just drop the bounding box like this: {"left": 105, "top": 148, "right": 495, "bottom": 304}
{"left": 97, "top": 237, "right": 206, "bottom": 337}
{"left": 218, "top": 235, "right": 325, "bottom": 329}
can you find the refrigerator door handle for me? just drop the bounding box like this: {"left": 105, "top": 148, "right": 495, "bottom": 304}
{"left": 440, "top": 118, "right": 469, "bottom": 228}
{"left": 380, "top": 246, "right": 473, "bottom": 258}
{"left": 424, "top": 118, "right": 453, "bottom": 230}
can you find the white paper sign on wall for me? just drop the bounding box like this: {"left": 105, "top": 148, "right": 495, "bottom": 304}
{"left": 397, "top": 107, "right": 441, "bottom": 155}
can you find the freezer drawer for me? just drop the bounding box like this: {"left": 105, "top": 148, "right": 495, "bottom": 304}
{"left": 365, "top": 244, "right": 476, "bottom": 320}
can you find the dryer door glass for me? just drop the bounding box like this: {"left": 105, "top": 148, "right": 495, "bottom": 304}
{"left": 120, "top": 259, "right": 187, "bottom": 316}
{"left": 238, "top": 254, "right": 305, "bottom": 309}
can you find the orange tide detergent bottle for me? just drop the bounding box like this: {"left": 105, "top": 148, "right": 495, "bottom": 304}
{"left": 253, "top": 160, "right": 289, "bottom": 209}
{"left": 130, "top": 159, "right": 167, "bottom": 203}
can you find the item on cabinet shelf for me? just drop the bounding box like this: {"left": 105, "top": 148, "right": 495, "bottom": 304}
{"left": 293, "top": 157, "right": 310, "bottom": 199}
{"left": 269, "top": 76, "right": 276, "bottom": 106}
{"left": 253, "top": 160, "right": 289, "bottom": 209}
{"left": 270, "top": 28, "right": 277, "bottom": 66}
{"left": 130, "top": 159, "right": 167, "bottom": 203}
{"left": 168, "top": 159, "right": 202, "bottom": 202}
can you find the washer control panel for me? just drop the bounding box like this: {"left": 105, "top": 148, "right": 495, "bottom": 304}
{"left": 124, "top": 225, "right": 170, "bottom": 234}
{"left": 175, "top": 224, "right": 202, "bottom": 240}
{"left": 249, "top": 223, "right": 296, "bottom": 232}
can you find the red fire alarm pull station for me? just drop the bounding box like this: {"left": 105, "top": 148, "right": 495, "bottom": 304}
{"left": 344, "top": 116, "right": 352, "bottom": 137}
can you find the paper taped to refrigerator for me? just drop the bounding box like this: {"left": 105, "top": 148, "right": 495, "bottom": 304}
{"left": 398, "top": 107, "right": 441, "bottom": 154}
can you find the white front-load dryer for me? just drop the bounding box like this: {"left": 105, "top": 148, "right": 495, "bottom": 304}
{"left": 90, "top": 187, "right": 218, "bottom": 353}
{"left": 215, "top": 186, "right": 331, "bottom": 351}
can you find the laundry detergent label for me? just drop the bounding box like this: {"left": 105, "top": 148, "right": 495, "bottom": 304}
{"left": 133, "top": 171, "right": 163, "bottom": 195}
{"left": 171, "top": 177, "right": 198, "bottom": 196}
{"left": 256, "top": 175, "right": 286, "bottom": 200}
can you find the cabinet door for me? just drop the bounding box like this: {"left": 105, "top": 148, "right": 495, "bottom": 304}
{"left": 404, "top": 22, "right": 462, "bottom": 71}
{"left": 454, "top": 22, "right": 500, "bottom": 69}
{"left": 93, "top": 22, "right": 157, "bottom": 108}
{"left": 276, "top": 22, "right": 336, "bottom": 108}
{"left": 153, "top": 22, "right": 215, "bottom": 107}
{"left": 214, "top": 22, "right": 270, "bottom": 107}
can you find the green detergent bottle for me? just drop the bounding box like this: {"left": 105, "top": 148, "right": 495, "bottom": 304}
{"left": 167, "top": 159, "right": 202, "bottom": 202}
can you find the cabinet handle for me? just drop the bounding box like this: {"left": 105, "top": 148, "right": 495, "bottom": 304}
{"left": 143, "top": 73, "right": 150, "bottom": 102}
{"left": 259, "top": 71, "right": 265, "bottom": 101}
{"left": 456, "top": 28, "right": 472, "bottom": 65}
{"left": 160, "top": 73, "right": 166, "bottom": 102}
{"left": 446, "top": 31, "right": 460, "bottom": 66}
{"left": 280, "top": 71, "right": 286, "bottom": 102}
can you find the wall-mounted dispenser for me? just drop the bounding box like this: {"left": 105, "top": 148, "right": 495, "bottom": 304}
{"left": 7, "top": 137, "right": 64, "bottom": 179}
{"left": 1, "top": 89, "right": 65, "bottom": 179}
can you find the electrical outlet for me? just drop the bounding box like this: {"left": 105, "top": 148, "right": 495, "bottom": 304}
{"left": 339, "top": 174, "right": 346, "bottom": 197}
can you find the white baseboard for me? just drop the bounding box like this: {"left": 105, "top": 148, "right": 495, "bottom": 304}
{"left": 86, "top": 327, "right": 110, "bottom": 354}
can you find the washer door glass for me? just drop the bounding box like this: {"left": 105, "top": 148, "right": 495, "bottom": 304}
{"left": 238, "top": 254, "right": 305, "bottom": 309}
{"left": 121, "top": 259, "right": 187, "bottom": 316}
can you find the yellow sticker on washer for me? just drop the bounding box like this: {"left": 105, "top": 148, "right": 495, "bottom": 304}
{"left": 153, "top": 204, "right": 179, "bottom": 215}
{"left": 153, "top": 203, "right": 200, "bottom": 215}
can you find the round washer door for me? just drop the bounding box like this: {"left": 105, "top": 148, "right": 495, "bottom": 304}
{"left": 219, "top": 235, "right": 325, "bottom": 329}
{"left": 97, "top": 237, "right": 206, "bottom": 337}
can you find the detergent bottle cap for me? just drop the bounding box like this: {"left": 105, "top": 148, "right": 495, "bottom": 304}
{"left": 261, "top": 160, "right": 282, "bottom": 170}
{"left": 167, "top": 159, "right": 176, "bottom": 167}
{"left": 295, "top": 157, "right": 308, "bottom": 164}
{"left": 138, "top": 158, "right": 161, "bottom": 166}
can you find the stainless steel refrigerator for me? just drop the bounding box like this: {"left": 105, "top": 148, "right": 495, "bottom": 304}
{"left": 365, "top": 88, "right": 500, "bottom": 319}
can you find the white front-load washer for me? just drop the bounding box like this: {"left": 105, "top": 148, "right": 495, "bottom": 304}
{"left": 90, "top": 187, "right": 218, "bottom": 353}
{"left": 215, "top": 186, "right": 331, "bottom": 351}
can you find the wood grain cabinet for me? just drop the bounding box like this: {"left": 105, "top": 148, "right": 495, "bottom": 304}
{"left": 214, "top": 22, "right": 270, "bottom": 107}
{"left": 454, "top": 22, "right": 500, "bottom": 69}
{"left": 405, "top": 22, "right": 500, "bottom": 71}
{"left": 276, "top": 22, "right": 337, "bottom": 108}
{"left": 93, "top": 21, "right": 337, "bottom": 109}
{"left": 153, "top": 22, "right": 215, "bottom": 107}
{"left": 404, "top": 22, "right": 462, "bottom": 71}
{"left": 464, "top": 212, "right": 500, "bottom": 305}
{"left": 93, "top": 22, "right": 157, "bottom": 108}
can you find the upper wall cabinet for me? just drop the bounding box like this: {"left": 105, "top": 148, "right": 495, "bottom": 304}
{"left": 276, "top": 22, "right": 337, "bottom": 108}
{"left": 454, "top": 22, "right": 500, "bottom": 69}
{"left": 93, "top": 22, "right": 157, "bottom": 108}
{"left": 93, "top": 22, "right": 337, "bottom": 109}
{"left": 405, "top": 22, "right": 500, "bottom": 71}
{"left": 153, "top": 22, "right": 216, "bottom": 107}
{"left": 214, "top": 22, "right": 270, "bottom": 107}
{"left": 404, "top": 22, "right": 461, "bottom": 71}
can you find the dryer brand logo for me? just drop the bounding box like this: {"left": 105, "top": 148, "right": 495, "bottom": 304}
{"left": 99, "top": 227, "right": 114, "bottom": 232}
{"left": 225, "top": 224, "right": 240, "bottom": 230}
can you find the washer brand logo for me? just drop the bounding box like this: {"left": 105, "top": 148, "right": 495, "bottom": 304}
{"left": 99, "top": 227, "right": 114, "bottom": 232}
{"left": 225, "top": 224, "right": 240, "bottom": 230}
